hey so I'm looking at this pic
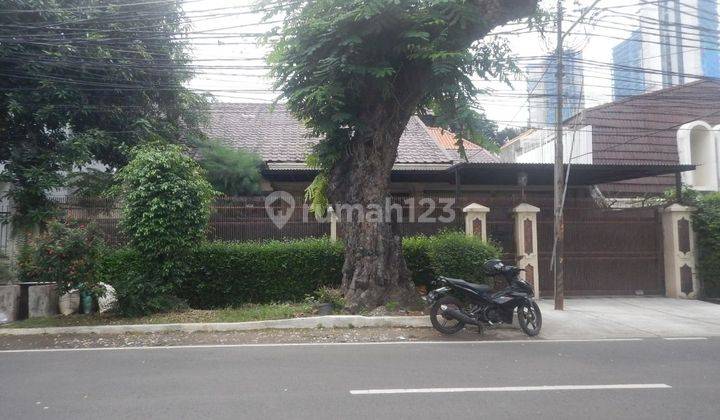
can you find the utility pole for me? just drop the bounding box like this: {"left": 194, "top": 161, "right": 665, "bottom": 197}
{"left": 553, "top": 0, "right": 565, "bottom": 311}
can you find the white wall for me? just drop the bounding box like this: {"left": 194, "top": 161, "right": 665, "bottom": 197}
{"left": 678, "top": 120, "right": 720, "bottom": 191}
{"left": 513, "top": 125, "right": 593, "bottom": 164}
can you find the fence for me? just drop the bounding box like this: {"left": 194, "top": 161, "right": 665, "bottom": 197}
{"left": 0, "top": 205, "right": 9, "bottom": 255}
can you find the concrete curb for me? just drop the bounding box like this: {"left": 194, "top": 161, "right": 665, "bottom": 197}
{"left": 0, "top": 315, "right": 439, "bottom": 336}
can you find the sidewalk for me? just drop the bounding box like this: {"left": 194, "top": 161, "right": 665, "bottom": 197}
{"left": 1, "top": 297, "right": 719, "bottom": 340}
{"left": 536, "top": 297, "right": 720, "bottom": 339}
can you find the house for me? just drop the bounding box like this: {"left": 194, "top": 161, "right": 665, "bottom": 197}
{"left": 501, "top": 80, "right": 720, "bottom": 200}
{"left": 203, "top": 103, "right": 699, "bottom": 297}
{"left": 0, "top": 102, "right": 698, "bottom": 297}
{"left": 205, "top": 103, "right": 687, "bottom": 200}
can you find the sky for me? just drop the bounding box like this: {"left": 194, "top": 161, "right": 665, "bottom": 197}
{"left": 183, "top": 0, "right": 664, "bottom": 129}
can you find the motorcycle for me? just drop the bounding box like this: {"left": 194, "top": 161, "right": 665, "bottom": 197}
{"left": 425, "top": 259, "right": 542, "bottom": 337}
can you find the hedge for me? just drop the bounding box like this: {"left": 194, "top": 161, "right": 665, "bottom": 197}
{"left": 99, "top": 232, "right": 501, "bottom": 310}
{"left": 181, "top": 239, "right": 345, "bottom": 308}
{"left": 693, "top": 193, "right": 720, "bottom": 298}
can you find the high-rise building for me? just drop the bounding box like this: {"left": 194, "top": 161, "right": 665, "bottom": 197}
{"left": 612, "top": 30, "right": 646, "bottom": 100}
{"left": 526, "top": 50, "right": 584, "bottom": 128}
{"left": 612, "top": 0, "right": 720, "bottom": 100}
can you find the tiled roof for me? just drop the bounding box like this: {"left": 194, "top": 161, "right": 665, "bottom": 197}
{"left": 204, "top": 103, "right": 452, "bottom": 165}
{"left": 425, "top": 126, "right": 500, "bottom": 163}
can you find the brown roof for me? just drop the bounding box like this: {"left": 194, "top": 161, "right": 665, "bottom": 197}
{"left": 204, "top": 103, "right": 452, "bottom": 165}
{"left": 566, "top": 80, "right": 720, "bottom": 166}
{"left": 564, "top": 80, "right": 720, "bottom": 195}
{"left": 425, "top": 127, "right": 500, "bottom": 163}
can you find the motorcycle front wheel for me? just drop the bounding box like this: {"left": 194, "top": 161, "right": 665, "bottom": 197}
{"left": 430, "top": 296, "right": 466, "bottom": 335}
{"left": 517, "top": 301, "right": 542, "bottom": 337}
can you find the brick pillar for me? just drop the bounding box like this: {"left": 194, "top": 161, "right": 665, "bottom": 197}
{"left": 463, "top": 203, "right": 490, "bottom": 241}
{"left": 662, "top": 204, "right": 698, "bottom": 298}
{"left": 513, "top": 203, "right": 540, "bottom": 298}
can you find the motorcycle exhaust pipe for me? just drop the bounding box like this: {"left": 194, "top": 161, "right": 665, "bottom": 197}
{"left": 441, "top": 306, "right": 479, "bottom": 326}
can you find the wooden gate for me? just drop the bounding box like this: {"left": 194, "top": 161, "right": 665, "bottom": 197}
{"left": 536, "top": 205, "right": 665, "bottom": 296}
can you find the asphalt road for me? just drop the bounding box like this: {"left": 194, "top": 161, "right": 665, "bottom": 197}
{"left": 1, "top": 338, "right": 719, "bottom": 420}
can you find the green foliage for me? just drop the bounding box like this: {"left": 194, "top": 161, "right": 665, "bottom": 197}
{"left": 264, "top": 0, "right": 539, "bottom": 210}
{"left": 693, "top": 193, "right": 720, "bottom": 298}
{"left": 403, "top": 235, "right": 436, "bottom": 287}
{"left": 404, "top": 231, "right": 501, "bottom": 287}
{"left": 17, "top": 222, "right": 105, "bottom": 295}
{"left": 0, "top": 0, "right": 208, "bottom": 225}
{"left": 117, "top": 144, "right": 216, "bottom": 260}
{"left": 307, "top": 286, "right": 346, "bottom": 311}
{"left": 0, "top": 255, "right": 13, "bottom": 285}
{"left": 97, "top": 248, "right": 187, "bottom": 317}
{"left": 196, "top": 140, "right": 263, "bottom": 196}
{"left": 180, "top": 239, "right": 345, "bottom": 309}
{"left": 113, "top": 144, "right": 215, "bottom": 315}
{"left": 100, "top": 233, "right": 502, "bottom": 312}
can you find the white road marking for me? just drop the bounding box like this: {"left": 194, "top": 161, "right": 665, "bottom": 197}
{"left": 350, "top": 383, "right": 672, "bottom": 395}
{"left": 662, "top": 337, "right": 708, "bottom": 341}
{"left": 0, "top": 338, "right": 645, "bottom": 353}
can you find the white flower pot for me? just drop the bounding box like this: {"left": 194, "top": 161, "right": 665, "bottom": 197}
{"left": 58, "top": 291, "right": 80, "bottom": 316}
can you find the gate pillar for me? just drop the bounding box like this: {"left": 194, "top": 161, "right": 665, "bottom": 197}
{"left": 513, "top": 203, "right": 541, "bottom": 298}
{"left": 328, "top": 206, "right": 338, "bottom": 242}
{"left": 662, "top": 204, "right": 699, "bottom": 298}
{"left": 463, "top": 203, "right": 490, "bottom": 241}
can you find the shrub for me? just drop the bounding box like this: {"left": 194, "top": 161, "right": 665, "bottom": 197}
{"left": 116, "top": 144, "right": 216, "bottom": 261}
{"left": 99, "top": 233, "right": 502, "bottom": 312}
{"left": 404, "top": 231, "right": 501, "bottom": 287}
{"left": 403, "top": 235, "right": 435, "bottom": 288}
{"left": 96, "top": 247, "right": 188, "bottom": 316}
{"left": 307, "top": 286, "right": 345, "bottom": 311}
{"left": 426, "top": 231, "right": 501, "bottom": 284}
{"left": 17, "top": 222, "right": 105, "bottom": 295}
{"left": 0, "top": 253, "right": 14, "bottom": 284}
{"left": 693, "top": 193, "right": 720, "bottom": 298}
{"left": 179, "top": 238, "right": 344, "bottom": 308}
{"left": 113, "top": 144, "right": 216, "bottom": 314}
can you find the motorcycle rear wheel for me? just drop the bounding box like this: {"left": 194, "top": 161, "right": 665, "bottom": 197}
{"left": 430, "top": 296, "right": 466, "bottom": 335}
{"left": 517, "top": 301, "right": 542, "bottom": 337}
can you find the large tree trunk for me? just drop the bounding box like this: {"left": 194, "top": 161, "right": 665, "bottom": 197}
{"left": 328, "top": 105, "right": 418, "bottom": 312}
{"left": 323, "top": 0, "right": 539, "bottom": 312}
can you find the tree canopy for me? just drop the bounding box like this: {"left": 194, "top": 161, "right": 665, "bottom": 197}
{"left": 0, "top": 0, "right": 207, "bottom": 225}
{"left": 267, "top": 0, "right": 537, "bottom": 180}
{"left": 266, "top": 0, "right": 539, "bottom": 310}
{"left": 195, "top": 140, "right": 263, "bottom": 196}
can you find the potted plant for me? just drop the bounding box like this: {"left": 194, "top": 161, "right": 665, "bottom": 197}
{"left": 17, "top": 222, "right": 105, "bottom": 316}
{"left": 58, "top": 289, "right": 80, "bottom": 315}
{"left": 78, "top": 282, "right": 106, "bottom": 314}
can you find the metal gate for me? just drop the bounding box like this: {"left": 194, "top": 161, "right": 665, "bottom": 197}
{"left": 536, "top": 205, "right": 665, "bottom": 296}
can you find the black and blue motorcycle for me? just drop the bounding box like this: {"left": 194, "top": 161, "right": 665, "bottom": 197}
{"left": 425, "top": 259, "right": 542, "bottom": 337}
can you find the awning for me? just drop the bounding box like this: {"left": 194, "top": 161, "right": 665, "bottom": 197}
{"left": 448, "top": 162, "right": 696, "bottom": 186}
{"left": 262, "top": 161, "right": 696, "bottom": 186}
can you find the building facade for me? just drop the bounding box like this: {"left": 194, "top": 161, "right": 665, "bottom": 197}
{"left": 612, "top": 0, "right": 720, "bottom": 99}
{"left": 526, "top": 50, "right": 584, "bottom": 128}
{"left": 504, "top": 80, "right": 720, "bottom": 198}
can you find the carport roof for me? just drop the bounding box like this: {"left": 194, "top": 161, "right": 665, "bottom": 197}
{"left": 263, "top": 162, "right": 695, "bottom": 186}
{"left": 449, "top": 162, "right": 696, "bottom": 186}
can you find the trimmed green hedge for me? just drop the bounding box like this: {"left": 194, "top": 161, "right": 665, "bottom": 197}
{"left": 694, "top": 193, "right": 720, "bottom": 298}
{"left": 181, "top": 239, "right": 345, "bottom": 308}
{"left": 404, "top": 231, "right": 501, "bottom": 288}
{"left": 100, "top": 232, "right": 501, "bottom": 310}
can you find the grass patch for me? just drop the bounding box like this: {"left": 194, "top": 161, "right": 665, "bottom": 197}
{"left": 1, "top": 302, "right": 314, "bottom": 329}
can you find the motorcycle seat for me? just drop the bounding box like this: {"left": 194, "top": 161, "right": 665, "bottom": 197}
{"left": 441, "top": 277, "right": 491, "bottom": 294}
